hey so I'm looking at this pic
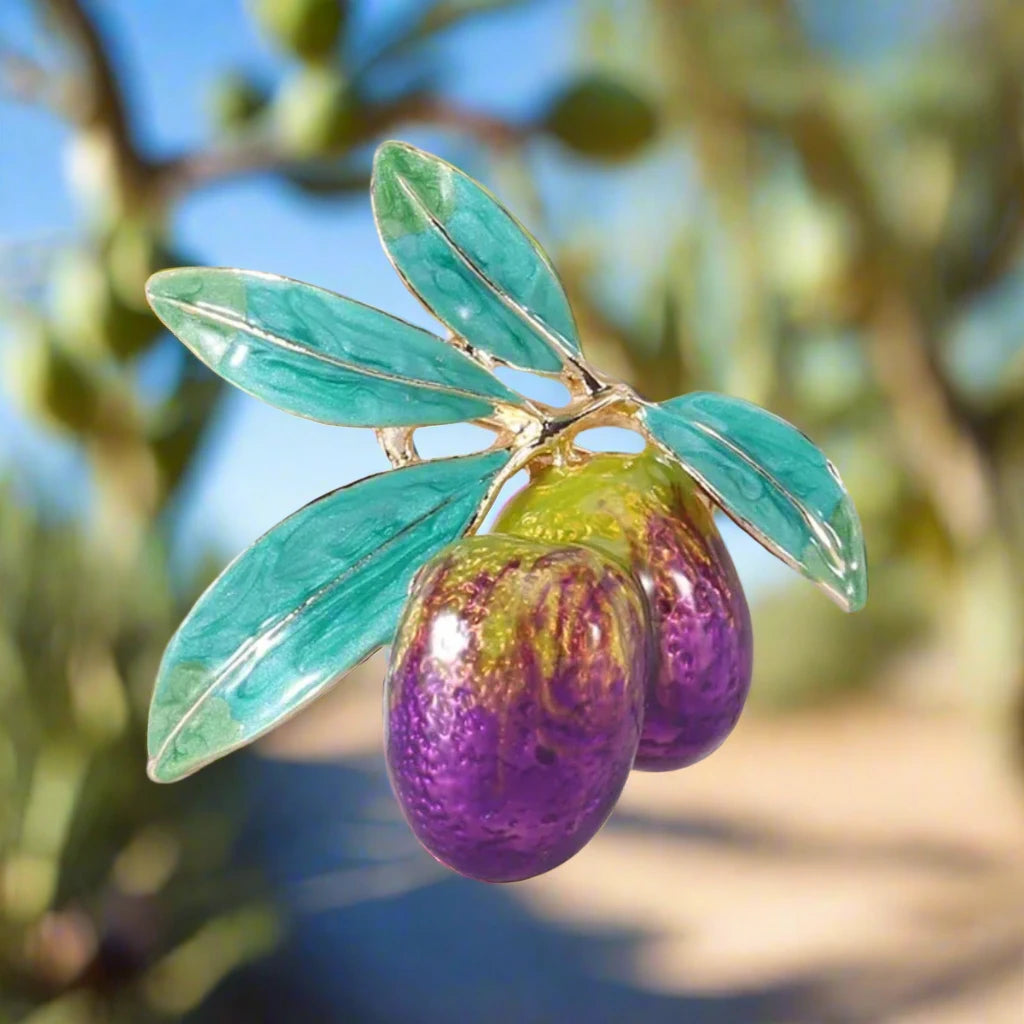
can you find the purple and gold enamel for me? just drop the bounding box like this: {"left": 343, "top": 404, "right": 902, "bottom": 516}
{"left": 385, "top": 534, "right": 648, "bottom": 882}
{"left": 495, "top": 449, "right": 754, "bottom": 771}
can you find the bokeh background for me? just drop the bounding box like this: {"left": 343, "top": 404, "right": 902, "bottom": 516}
{"left": 2, "top": 1, "right": 1023, "bottom": 1021}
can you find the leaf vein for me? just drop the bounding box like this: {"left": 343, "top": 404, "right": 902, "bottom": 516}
{"left": 151, "top": 476, "right": 485, "bottom": 767}
{"left": 391, "top": 170, "right": 577, "bottom": 365}
{"left": 157, "top": 293, "right": 504, "bottom": 407}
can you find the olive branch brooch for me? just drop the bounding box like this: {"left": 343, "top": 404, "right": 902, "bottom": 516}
{"left": 145, "top": 142, "right": 866, "bottom": 881}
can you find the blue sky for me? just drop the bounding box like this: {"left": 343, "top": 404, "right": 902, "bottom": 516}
{"left": 0, "top": 0, "right": 837, "bottom": 595}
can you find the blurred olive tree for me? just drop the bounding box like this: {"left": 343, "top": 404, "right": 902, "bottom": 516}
{"left": 0, "top": 0, "right": 660, "bottom": 1019}
{"left": 549, "top": 0, "right": 1024, "bottom": 734}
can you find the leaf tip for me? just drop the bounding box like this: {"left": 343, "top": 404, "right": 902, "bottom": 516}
{"left": 145, "top": 266, "right": 203, "bottom": 317}
{"left": 374, "top": 138, "right": 422, "bottom": 164}
{"left": 372, "top": 139, "right": 422, "bottom": 189}
{"left": 146, "top": 755, "right": 174, "bottom": 784}
{"left": 820, "top": 542, "right": 867, "bottom": 613}
{"left": 144, "top": 267, "right": 177, "bottom": 304}
{"left": 832, "top": 500, "right": 868, "bottom": 613}
{"left": 371, "top": 141, "right": 451, "bottom": 246}
{"left": 843, "top": 565, "right": 869, "bottom": 614}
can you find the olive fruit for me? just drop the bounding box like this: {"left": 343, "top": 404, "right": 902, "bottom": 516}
{"left": 248, "top": 0, "right": 346, "bottom": 62}
{"left": 4, "top": 320, "right": 99, "bottom": 435}
{"left": 207, "top": 70, "right": 270, "bottom": 133}
{"left": 494, "top": 448, "right": 753, "bottom": 771}
{"left": 274, "top": 66, "right": 352, "bottom": 157}
{"left": 385, "top": 534, "right": 649, "bottom": 882}
{"left": 543, "top": 73, "right": 659, "bottom": 162}
{"left": 50, "top": 243, "right": 162, "bottom": 361}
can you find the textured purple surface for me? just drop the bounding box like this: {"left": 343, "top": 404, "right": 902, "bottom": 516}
{"left": 493, "top": 450, "right": 754, "bottom": 772}
{"left": 385, "top": 535, "right": 648, "bottom": 882}
{"left": 633, "top": 500, "right": 753, "bottom": 770}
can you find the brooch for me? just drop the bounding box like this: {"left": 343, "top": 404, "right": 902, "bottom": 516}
{"left": 145, "top": 142, "right": 866, "bottom": 881}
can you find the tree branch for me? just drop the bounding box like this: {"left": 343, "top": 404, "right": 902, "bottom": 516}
{"left": 20, "top": 1, "right": 532, "bottom": 209}
{"left": 34, "top": 0, "right": 149, "bottom": 189}
{"left": 777, "top": 109, "right": 996, "bottom": 543}
{"left": 391, "top": 94, "right": 529, "bottom": 148}
{"left": 37, "top": 0, "right": 129, "bottom": 132}
{"left": 153, "top": 94, "right": 529, "bottom": 199}
{"left": 651, "top": 0, "right": 997, "bottom": 546}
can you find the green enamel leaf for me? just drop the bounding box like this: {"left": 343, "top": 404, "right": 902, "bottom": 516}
{"left": 146, "top": 267, "right": 523, "bottom": 427}
{"left": 643, "top": 392, "right": 867, "bottom": 612}
{"left": 372, "top": 141, "right": 580, "bottom": 373}
{"left": 148, "top": 449, "right": 509, "bottom": 782}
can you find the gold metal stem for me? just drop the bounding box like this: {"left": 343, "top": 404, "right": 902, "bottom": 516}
{"left": 375, "top": 372, "right": 646, "bottom": 538}
{"left": 375, "top": 427, "right": 419, "bottom": 468}
{"left": 463, "top": 380, "right": 645, "bottom": 532}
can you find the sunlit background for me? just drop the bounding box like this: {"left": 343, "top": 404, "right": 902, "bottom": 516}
{"left": 1, "top": 1, "right": 1023, "bottom": 1021}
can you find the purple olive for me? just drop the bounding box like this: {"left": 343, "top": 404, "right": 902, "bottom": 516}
{"left": 385, "top": 534, "right": 648, "bottom": 882}
{"left": 494, "top": 448, "right": 753, "bottom": 771}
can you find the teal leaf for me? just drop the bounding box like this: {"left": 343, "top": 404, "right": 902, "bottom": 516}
{"left": 643, "top": 392, "right": 867, "bottom": 612}
{"left": 146, "top": 267, "right": 523, "bottom": 427}
{"left": 372, "top": 141, "right": 580, "bottom": 374}
{"left": 148, "top": 449, "right": 509, "bottom": 782}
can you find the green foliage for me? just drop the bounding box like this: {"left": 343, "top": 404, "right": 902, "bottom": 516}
{"left": 4, "top": 321, "right": 100, "bottom": 435}
{"left": 644, "top": 392, "right": 866, "bottom": 611}
{"left": 571, "top": 0, "right": 1024, "bottom": 724}
{"left": 274, "top": 65, "right": 353, "bottom": 156}
{"left": 372, "top": 141, "right": 582, "bottom": 372}
{"left": 146, "top": 267, "right": 523, "bottom": 427}
{"left": 207, "top": 70, "right": 271, "bottom": 133}
{"left": 148, "top": 451, "right": 510, "bottom": 782}
{"left": 0, "top": 0, "right": 562, "bottom": 1017}
{"left": 49, "top": 238, "right": 165, "bottom": 362}
{"left": 0, "top": 493, "right": 270, "bottom": 1022}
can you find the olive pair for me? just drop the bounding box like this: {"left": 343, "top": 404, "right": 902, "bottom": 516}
{"left": 385, "top": 448, "right": 752, "bottom": 882}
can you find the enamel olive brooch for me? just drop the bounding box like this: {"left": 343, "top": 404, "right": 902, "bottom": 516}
{"left": 146, "top": 141, "right": 866, "bottom": 881}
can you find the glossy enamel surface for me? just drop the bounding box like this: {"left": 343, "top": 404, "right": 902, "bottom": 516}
{"left": 144, "top": 139, "right": 868, "bottom": 792}
{"left": 372, "top": 141, "right": 580, "bottom": 373}
{"left": 644, "top": 392, "right": 867, "bottom": 612}
{"left": 146, "top": 267, "right": 523, "bottom": 427}
{"left": 148, "top": 450, "right": 509, "bottom": 783}
{"left": 385, "top": 534, "right": 648, "bottom": 881}
{"left": 495, "top": 449, "right": 753, "bottom": 770}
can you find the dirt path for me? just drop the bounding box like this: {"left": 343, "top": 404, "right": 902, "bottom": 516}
{"left": 262, "top": 665, "right": 1024, "bottom": 1023}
